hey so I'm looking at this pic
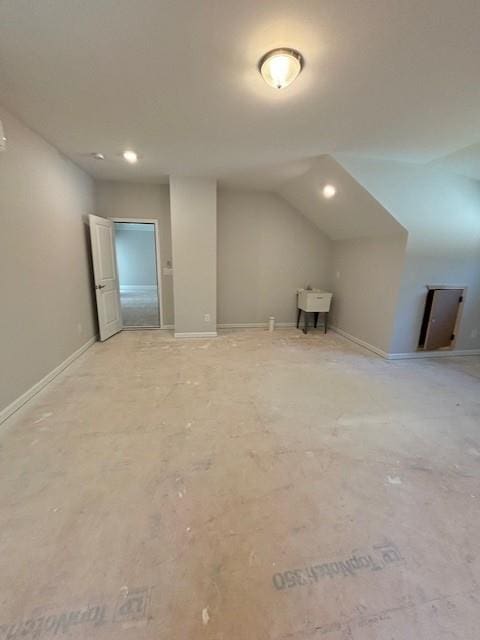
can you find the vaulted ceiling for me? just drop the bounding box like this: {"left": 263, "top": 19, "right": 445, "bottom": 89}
{"left": 278, "top": 156, "right": 405, "bottom": 240}
{"left": 1, "top": 0, "right": 480, "bottom": 183}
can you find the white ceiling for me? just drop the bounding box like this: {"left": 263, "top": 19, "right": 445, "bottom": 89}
{"left": 1, "top": 0, "right": 480, "bottom": 183}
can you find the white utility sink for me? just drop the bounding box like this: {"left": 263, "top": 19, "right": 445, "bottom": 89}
{"left": 297, "top": 289, "right": 332, "bottom": 312}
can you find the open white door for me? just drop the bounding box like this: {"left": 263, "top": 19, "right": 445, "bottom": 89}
{"left": 89, "top": 214, "right": 123, "bottom": 341}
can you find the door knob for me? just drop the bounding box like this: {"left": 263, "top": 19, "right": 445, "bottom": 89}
{"left": 96, "top": 284, "right": 106, "bottom": 290}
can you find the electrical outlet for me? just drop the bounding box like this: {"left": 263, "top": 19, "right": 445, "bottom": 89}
{"left": 471, "top": 328, "right": 478, "bottom": 339}
{"left": 77, "top": 322, "right": 83, "bottom": 335}
{"left": 336, "top": 271, "right": 340, "bottom": 279}
{"left": 204, "top": 313, "right": 210, "bottom": 322}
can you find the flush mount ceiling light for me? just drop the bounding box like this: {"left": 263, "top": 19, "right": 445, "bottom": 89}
{"left": 322, "top": 184, "right": 336, "bottom": 199}
{"left": 91, "top": 152, "right": 105, "bottom": 160}
{"left": 123, "top": 149, "right": 138, "bottom": 164}
{"left": 259, "top": 48, "right": 304, "bottom": 89}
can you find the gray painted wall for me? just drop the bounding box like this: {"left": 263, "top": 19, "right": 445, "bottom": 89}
{"left": 170, "top": 177, "right": 217, "bottom": 335}
{"left": 0, "top": 105, "right": 96, "bottom": 413}
{"left": 94, "top": 181, "right": 173, "bottom": 325}
{"left": 392, "top": 245, "right": 480, "bottom": 354}
{"left": 115, "top": 224, "right": 157, "bottom": 286}
{"left": 336, "top": 155, "right": 480, "bottom": 354}
{"left": 330, "top": 233, "right": 407, "bottom": 353}
{"left": 96, "top": 184, "right": 332, "bottom": 328}
{"left": 217, "top": 190, "right": 331, "bottom": 324}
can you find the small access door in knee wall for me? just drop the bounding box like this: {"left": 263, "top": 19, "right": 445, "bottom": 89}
{"left": 423, "top": 288, "right": 463, "bottom": 350}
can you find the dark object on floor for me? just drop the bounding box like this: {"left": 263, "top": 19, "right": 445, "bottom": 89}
{"left": 297, "top": 309, "right": 328, "bottom": 334}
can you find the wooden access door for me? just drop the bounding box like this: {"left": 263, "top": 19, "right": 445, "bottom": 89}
{"left": 424, "top": 289, "right": 463, "bottom": 350}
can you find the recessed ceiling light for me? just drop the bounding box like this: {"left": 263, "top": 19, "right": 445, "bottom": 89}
{"left": 91, "top": 152, "right": 105, "bottom": 160}
{"left": 259, "top": 48, "right": 304, "bottom": 89}
{"left": 323, "top": 184, "right": 336, "bottom": 199}
{"left": 123, "top": 150, "right": 138, "bottom": 164}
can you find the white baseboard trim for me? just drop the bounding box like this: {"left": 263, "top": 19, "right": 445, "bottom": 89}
{"left": 218, "top": 323, "right": 267, "bottom": 329}
{"left": 331, "top": 326, "right": 480, "bottom": 360}
{"left": 387, "top": 348, "right": 480, "bottom": 360}
{"left": 123, "top": 326, "right": 161, "bottom": 330}
{"left": 0, "top": 335, "right": 97, "bottom": 426}
{"left": 122, "top": 324, "right": 174, "bottom": 331}
{"left": 330, "top": 326, "right": 389, "bottom": 359}
{"left": 217, "top": 322, "right": 296, "bottom": 329}
{"left": 174, "top": 331, "right": 218, "bottom": 339}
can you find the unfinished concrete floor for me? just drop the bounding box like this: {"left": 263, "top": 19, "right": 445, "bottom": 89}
{"left": 1, "top": 329, "right": 480, "bottom": 640}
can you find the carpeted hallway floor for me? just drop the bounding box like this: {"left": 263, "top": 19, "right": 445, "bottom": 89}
{"left": 119, "top": 286, "right": 160, "bottom": 327}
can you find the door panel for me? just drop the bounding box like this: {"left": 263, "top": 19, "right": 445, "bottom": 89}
{"left": 424, "top": 289, "right": 463, "bottom": 350}
{"left": 89, "top": 214, "right": 123, "bottom": 341}
{"left": 103, "top": 290, "right": 119, "bottom": 323}
{"left": 98, "top": 225, "right": 116, "bottom": 279}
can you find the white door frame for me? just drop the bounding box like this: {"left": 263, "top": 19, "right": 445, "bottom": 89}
{"left": 110, "top": 217, "right": 164, "bottom": 328}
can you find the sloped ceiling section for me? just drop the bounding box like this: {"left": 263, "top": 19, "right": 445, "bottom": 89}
{"left": 333, "top": 153, "right": 480, "bottom": 250}
{"left": 277, "top": 155, "right": 405, "bottom": 241}
{"left": 429, "top": 142, "right": 480, "bottom": 181}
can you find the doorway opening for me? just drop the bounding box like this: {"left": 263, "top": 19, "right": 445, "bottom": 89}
{"left": 113, "top": 220, "right": 162, "bottom": 328}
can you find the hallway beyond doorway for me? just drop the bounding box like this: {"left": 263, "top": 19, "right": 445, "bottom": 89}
{"left": 113, "top": 220, "right": 162, "bottom": 328}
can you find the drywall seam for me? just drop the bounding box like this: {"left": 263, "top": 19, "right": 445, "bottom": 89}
{"left": 0, "top": 336, "right": 97, "bottom": 426}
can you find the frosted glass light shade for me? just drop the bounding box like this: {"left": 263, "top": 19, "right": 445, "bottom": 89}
{"left": 259, "top": 48, "right": 304, "bottom": 89}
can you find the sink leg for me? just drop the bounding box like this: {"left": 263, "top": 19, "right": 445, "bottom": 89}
{"left": 296, "top": 307, "right": 301, "bottom": 329}
{"left": 314, "top": 312, "right": 319, "bottom": 329}
{"left": 324, "top": 312, "right": 328, "bottom": 334}
{"left": 303, "top": 311, "right": 308, "bottom": 334}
